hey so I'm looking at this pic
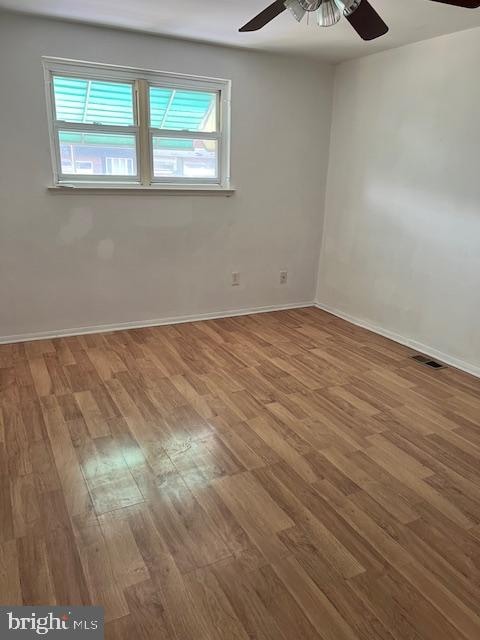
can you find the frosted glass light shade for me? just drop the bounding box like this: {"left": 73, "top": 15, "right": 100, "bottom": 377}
{"left": 285, "top": 0, "right": 363, "bottom": 28}
{"left": 298, "top": 0, "right": 322, "bottom": 10}
{"left": 334, "top": 0, "right": 362, "bottom": 15}
{"left": 284, "top": 0, "right": 307, "bottom": 22}
{"left": 316, "top": 0, "right": 341, "bottom": 26}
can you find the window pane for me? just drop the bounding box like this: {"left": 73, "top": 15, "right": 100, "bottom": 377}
{"left": 149, "top": 87, "right": 217, "bottom": 133}
{"left": 152, "top": 138, "right": 217, "bottom": 180}
{"left": 58, "top": 131, "right": 137, "bottom": 177}
{"left": 53, "top": 76, "right": 134, "bottom": 126}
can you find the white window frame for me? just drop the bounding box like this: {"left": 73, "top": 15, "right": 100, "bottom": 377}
{"left": 43, "top": 57, "right": 232, "bottom": 192}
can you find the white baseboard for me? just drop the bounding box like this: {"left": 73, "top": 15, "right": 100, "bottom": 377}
{"left": 4, "top": 299, "right": 478, "bottom": 380}
{"left": 315, "top": 301, "right": 480, "bottom": 380}
{"left": 0, "top": 301, "right": 313, "bottom": 345}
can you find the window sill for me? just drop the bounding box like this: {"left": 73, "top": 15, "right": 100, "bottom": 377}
{"left": 47, "top": 184, "right": 236, "bottom": 196}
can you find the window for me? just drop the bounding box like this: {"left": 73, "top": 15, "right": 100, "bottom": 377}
{"left": 74, "top": 161, "right": 94, "bottom": 175}
{"left": 43, "top": 58, "right": 231, "bottom": 190}
{"left": 106, "top": 157, "right": 135, "bottom": 176}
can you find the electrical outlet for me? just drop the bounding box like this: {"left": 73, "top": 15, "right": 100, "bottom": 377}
{"left": 280, "top": 270, "right": 288, "bottom": 285}
{"left": 231, "top": 272, "right": 240, "bottom": 287}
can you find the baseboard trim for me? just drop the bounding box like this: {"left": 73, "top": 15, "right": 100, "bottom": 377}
{"left": 0, "top": 301, "right": 314, "bottom": 346}
{"left": 5, "top": 300, "right": 478, "bottom": 380}
{"left": 315, "top": 301, "right": 480, "bottom": 380}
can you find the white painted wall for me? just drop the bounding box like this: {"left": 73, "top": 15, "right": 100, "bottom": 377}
{"left": 316, "top": 27, "right": 480, "bottom": 375}
{"left": 0, "top": 11, "right": 333, "bottom": 340}
{"left": 3, "top": 11, "right": 478, "bottom": 376}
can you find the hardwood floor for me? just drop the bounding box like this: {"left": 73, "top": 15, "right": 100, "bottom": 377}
{"left": 1, "top": 307, "right": 480, "bottom": 639}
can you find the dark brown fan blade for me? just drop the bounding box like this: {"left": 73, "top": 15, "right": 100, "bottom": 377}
{"left": 345, "top": 1, "right": 389, "bottom": 41}
{"left": 429, "top": 0, "right": 480, "bottom": 7}
{"left": 239, "top": 0, "right": 287, "bottom": 32}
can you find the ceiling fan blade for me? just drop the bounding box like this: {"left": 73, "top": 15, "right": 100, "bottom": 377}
{"left": 239, "top": 0, "right": 287, "bottom": 32}
{"left": 345, "top": 1, "right": 389, "bottom": 41}
{"left": 429, "top": 0, "right": 480, "bottom": 7}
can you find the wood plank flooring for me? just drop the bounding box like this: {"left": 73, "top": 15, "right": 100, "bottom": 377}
{"left": 1, "top": 307, "right": 480, "bottom": 639}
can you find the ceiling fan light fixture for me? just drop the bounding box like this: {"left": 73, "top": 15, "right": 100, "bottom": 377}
{"left": 284, "top": 0, "right": 307, "bottom": 22}
{"left": 298, "top": 0, "right": 323, "bottom": 10}
{"left": 316, "top": 0, "right": 341, "bottom": 26}
{"left": 334, "top": 0, "right": 362, "bottom": 16}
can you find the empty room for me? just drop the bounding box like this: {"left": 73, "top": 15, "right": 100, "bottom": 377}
{"left": 1, "top": 0, "right": 480, "bottom": 638}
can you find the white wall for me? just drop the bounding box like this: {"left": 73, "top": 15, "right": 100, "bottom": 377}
{"left": 4, "top": 12, "right": 478, "bottom": 376}
{"left": 317, "top": 27, "right": 480, "bottom": 375}
{"left": 0, "top": 11, "right": 333, "bottom": 340}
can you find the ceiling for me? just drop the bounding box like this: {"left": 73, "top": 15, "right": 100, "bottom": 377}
{"left": 2, "top": 0, "right": 480, "bottom": 62}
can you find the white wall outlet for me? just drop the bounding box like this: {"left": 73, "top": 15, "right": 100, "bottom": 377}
{"left": 280, "top": 270, "right": 288, "bottom": 285}
{"left": 231, "top": 272, "right": 240, "bottom": 287}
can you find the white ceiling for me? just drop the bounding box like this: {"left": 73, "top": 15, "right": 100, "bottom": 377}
{"left": 2, "top": 0, "right": 480, "bottom": 62}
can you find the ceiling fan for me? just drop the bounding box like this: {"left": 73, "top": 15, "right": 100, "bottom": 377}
{"left": 239, "top": 0, "right": 480, "bottom": 42}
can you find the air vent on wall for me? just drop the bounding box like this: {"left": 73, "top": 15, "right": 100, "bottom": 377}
{"left": 411, "top": 354, "right": 447, "bottom": 369}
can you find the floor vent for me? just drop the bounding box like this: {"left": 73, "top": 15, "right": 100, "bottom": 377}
{"left": 411, "top": 354, "right": 447, "bottom": 369}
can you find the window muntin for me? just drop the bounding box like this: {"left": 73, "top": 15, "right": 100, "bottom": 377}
{"left": 44, "top": 59, "right": 231, "bottom": 189}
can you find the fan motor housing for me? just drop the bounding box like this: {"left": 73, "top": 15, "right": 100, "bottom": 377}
{"left": 298, "top": 0, "right": 362, "bottom": 13}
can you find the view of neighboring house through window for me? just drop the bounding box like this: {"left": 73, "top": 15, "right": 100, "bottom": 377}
{"left": 44, "top": 58, "right": 231, "bottom": 188}
{"left": 106, "top": 157, "right": 135, "bottom": 175}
